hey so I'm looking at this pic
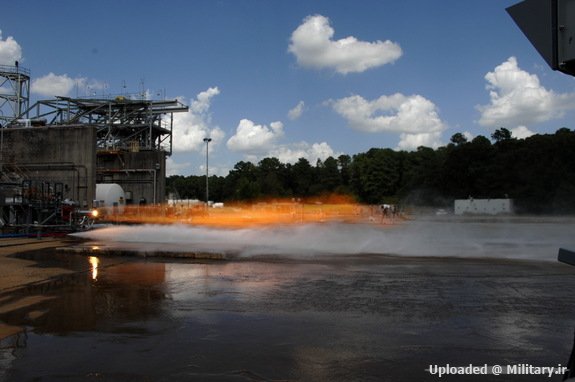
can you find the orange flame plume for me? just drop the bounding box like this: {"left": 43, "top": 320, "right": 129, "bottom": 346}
{"left": 97, "top": 195, "right": 400, "bottom": 228}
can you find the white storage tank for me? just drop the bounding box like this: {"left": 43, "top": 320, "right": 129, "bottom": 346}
{"left": 95, "top": 183, "right": 126, "bottom": 213}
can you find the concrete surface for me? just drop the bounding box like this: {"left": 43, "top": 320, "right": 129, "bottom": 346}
{"left": 0, "top": 238, "right": 73, "bottom": 292}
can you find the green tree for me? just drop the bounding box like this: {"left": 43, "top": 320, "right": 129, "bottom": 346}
{"left": 441, "top": 135, "right": 493, "bottom": 199}
{"left": 224, "top": 161, "right": 259, "bottom": 201}
{"left": 314, "top": 156, "right": 341, "bottom": 194}
{"left": 450, "top": 132, "right": 468, "bottom": 146}
{"left": 337, "top": 154, "right": 352, "bottom": 186}
{"left": 291, "top": 158, "right": 314, "bottom": 197}
{"left": 399, "top": 146, "right": 446, "bottom": 205}
{"left": 166, "top": 127, "right": 575, "bottom": 214}
{"left": 257, "top": 157, "right": 286, "bottom": 197}
{"left": 491, "top": 127, "right": 513, "bottom": 143}
{"left": 351, "top": 148, "right": 401, "bottom": 204}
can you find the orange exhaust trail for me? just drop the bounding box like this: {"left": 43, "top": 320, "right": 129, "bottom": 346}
{"left": 97, "top": 195, "right": 401, "bottom": 228}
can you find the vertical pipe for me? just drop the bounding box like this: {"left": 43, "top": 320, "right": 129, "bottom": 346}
{"left": 206, "top": 140, "right": 209, "bottom": 204}
{"left": 170, "top": 113, "right": 173, "bottom": 155}
{"left": 15, "top": 62, "right": 21, "bottom": 118}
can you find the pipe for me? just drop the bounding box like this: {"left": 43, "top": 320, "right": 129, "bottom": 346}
{"left": 15, "top": 162, "right": 88, "bottom": 206}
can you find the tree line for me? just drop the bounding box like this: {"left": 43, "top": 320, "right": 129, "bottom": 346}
{"left": 166, "top": 128, "right": 575, "bottom": 214}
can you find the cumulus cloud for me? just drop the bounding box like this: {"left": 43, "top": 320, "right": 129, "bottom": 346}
{"left": 397, "top": 132, "right": 443, "bottom": 151}
{"left": 269, "top": 142, "right": 339, "bottom": 164}
{"left": 329, "top": 93, "right": 446, "bottom": 150}
{"left": 172, "top": 87, "right": 225, "bottom": 153}
{"left": 226, "top": 117, "right": 339, "bottom": 164}
{"left": 198, "top": 163, "right": 230, "bottom": 177}
{"left": 165, "top": 157, "right": 192, "bottom": 176}
{"left": 288, "top": 101, "right": 305, "bottom": 120}
{"left": 462, "top": 131, "right": 475, "bottom": 141}
{"left": 477, "top": 56, "right": 575, "bottom": 128}
{"left": 31, "top": 73, "right": 77, "bottom": 96}
{"left": 288, "top": 15, "right": 402, "bottom": 74}
{"left": 0, "top": 30, "right": 22, "bottom": 65}
{"left": 510, "top": 125, "right": 535, "bottom": 139}
{"left": 31, "top": 73, "right": 107, "bottom": 97}
{"left": 226, "top": 119, "right": 284, "bottom": 153}
{"left": 191, "top": 86, "right": 220, "bottom": 114}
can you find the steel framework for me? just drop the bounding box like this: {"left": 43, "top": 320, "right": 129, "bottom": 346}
{"left": 0, "top": 63, "right": 30, "bottom": 127}
{"left": 16, "top": 96, "right": 188, "bottom": 155}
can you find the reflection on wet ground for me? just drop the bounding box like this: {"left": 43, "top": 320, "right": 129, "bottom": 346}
{"left": 1, "top": 247, "right": 575, "bottom": 381}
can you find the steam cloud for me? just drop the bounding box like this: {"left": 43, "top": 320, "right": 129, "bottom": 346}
{"left": 73, "top": 218, "right": 575, "bottom": 262}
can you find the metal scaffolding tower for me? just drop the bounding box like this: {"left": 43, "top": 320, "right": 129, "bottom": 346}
{"left": 0, "top": 63, "right": 30, "bottom": 127}
{"left": 18, "top": 96, "right": 188, "bottom": 155}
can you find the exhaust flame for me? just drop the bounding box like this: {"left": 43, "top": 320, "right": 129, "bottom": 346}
{"left": 83, "top": 196, "right": 575, "bottom": 263}
{"left": 97, "top": 196, "right": 399, "bottom": 228}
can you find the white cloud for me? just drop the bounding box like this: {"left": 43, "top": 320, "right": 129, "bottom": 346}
{"left": 477, "top": 56, "right": 575, "bottom": 128}
{"left": 463, "top": 131, "right": 474, "bottom": 141}
{"left": 31, "top": 73, "right": 107, "bottom": 97}
{"left": 191, "top": 86, "right": 220, "bottom": 114}
{"left": 0, "top": 30, "right": 22, "bottom": 65}
{"left": 329, "top": 93, "right": 446, "bottom": 150}
{"left": 397, "top": 132, "right": 443, "bottom": 151}
{"left": 166, "top": 157, "right": 191, "bottom": 176}
{"left": 288, "top": 15, "right": 402, "bottom": 74}
{"left": 198, "top": 163, "right": 230, "bottom": 177}
{"left": 31, "top": 73, "right": 78, "bottom": 96}
{"left": 166, "top": 157, "right": 230, "bottom": 177}
{"left": 330, "top": 93, "right": 445, "bottom": 134}
{"left": 288, "top": 101, "right": 305, "bottom": 120}
{"left": 172, "top": 87, "right": 225, "bottom": 153}
{"left": 269, "top": 141, "right": 339, "bottom": 164}
{"left": 226, "top": 119, "right": 284, "bottom": 153}
{"left": 510, "top": 125, "right": 535, "bottom": 139}
{"left": 226, "top": 117, "right": 339, "bottom": 164}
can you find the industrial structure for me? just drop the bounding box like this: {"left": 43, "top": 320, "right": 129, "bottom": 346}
{"left": 0, "top": 62, "right": 188, "bottom": 232}
{"left": 0, "top": 63, "right": 30, "bottom": 128}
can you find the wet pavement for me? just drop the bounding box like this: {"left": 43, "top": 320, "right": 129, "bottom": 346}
{"left": 2, "top": 247, "right": 575, "bottom": 381}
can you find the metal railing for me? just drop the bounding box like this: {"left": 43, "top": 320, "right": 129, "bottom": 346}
{"left": 0, "top": 64, "right": 30, "bottom": 77}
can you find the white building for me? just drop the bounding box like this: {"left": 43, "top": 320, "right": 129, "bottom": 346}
{"left": 454, "top": 198, "right": 513, "bottom": 215}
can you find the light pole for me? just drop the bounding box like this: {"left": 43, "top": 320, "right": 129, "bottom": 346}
{"left": 203, "top": 137, "right": 212, "bottom": 206}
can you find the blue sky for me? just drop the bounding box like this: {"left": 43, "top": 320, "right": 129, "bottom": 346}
{"left": 2, "top": 0, "right": 575, "bottom": 176}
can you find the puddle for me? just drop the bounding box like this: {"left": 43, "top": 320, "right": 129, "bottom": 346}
{"left": 0, "top": 248, "right": 575, "bottom": 380}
